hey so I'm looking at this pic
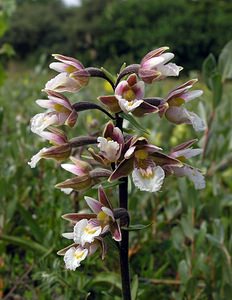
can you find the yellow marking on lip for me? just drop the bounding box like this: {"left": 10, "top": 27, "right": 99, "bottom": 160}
{"left": 168, "top": 97, "right": 185, "bottom": 107}
{"left": 123, "top": 89, "right": 136, "bottom": 101}
{"left": 135, "top": 150, "right": 148, "bottom": 160}
{"left": 74, "top": 251, "right": 85, "bottom": 260}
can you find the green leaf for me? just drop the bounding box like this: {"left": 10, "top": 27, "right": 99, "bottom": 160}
{"left": 100, "top": 67, "right": 116, "bottom": 84}
{"left": 0, "top": 234, "right": 48, "bottom": 253}
{"left": 120, "top": 112, "right": 149, "bottom": 134}
{"left": 211, "top": 73, "right": 223, "bottom": 108}
{"left": 178, "top": 260, "right": 189, "bottom": 284}
{"left": 18, "top": 203, "right": 44, "bottom": 243}
{"left": 119, "top": 62, "right": 127, "bottom": 73}
{"left": 92, "top": 180, "right": 120, "bottom": 190}
{"left": 202, "top": 53, "right": 217, "bottom": 90}
{"left": 122, "top": 223, "right": 152, "bottom": 231}
{"left": 131, "top": 274, "right": 138, "bottom": 300}
{"left": 90, "top": 272, "right": 121, "bottom": 291}
{"left": 218, "top": 40, "right": 232, "bottom": 82}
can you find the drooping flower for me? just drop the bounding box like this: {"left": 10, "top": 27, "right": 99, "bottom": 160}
{"left": 57, "top": 237, "right": 106, "bottom": 271}
{"left": 109, "top": 137, "right": 182, "bottom": 192}
{"left": 45, "top": 54, "right": 89, "bottom": 93}
{"left": 63, "top": 246, "right": 88, "bottom": 270}
{"left": 62, "top": 186, "right": 122, "bottom": 242}
{"left": 89, "top": 121, "right": 124, "bottom": 165}
{"left": 160, "top": 79, "right": 206, "bottom": 131}
{"left": 31, "top": 90, "right": 78, "bottom": 136}
{"left": 139, "top": 47, "right": 183, "bottom": 83}
{"left": 165, "top": 139, "right": 205, "bottom": 189}
{"left": 55, "top": 157, "right": 111, "bottom": 191}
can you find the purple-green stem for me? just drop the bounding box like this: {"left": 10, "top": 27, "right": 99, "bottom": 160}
{"left": 116, "top": 114, "right": 132, "bottom": 300}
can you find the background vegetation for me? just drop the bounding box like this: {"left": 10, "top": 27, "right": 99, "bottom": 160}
{"left": 0, "top": 0, "right": 232, "bottom": 299}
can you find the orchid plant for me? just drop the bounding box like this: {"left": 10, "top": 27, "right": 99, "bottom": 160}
{"left": 28, "top": 47, "right": 206, "bottom": 300}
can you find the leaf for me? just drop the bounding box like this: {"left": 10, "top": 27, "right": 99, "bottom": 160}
{"left": 131, "top": 274, "right": 138, "bottom": 300}
{"left": 120, "top": 112, "right": 149, "bottom": 134}
{"left": 211, "top": 73, "right": 223, "bottom": 108}
{"left": 0, "top": 234, "right": 48, "bottom": 253}
{"left": 100, "top": 67, "right": 116, "bottom": 85}
{"left": 178, "top": 260, "right": 189, "bottom": 283}
{"left": 90, "top": 272, "right": 121, "bottom": 291}
{"left": 122, "top": 223, "right": 152, "bottom": 231}
{"left": 218, "top": 40, "right": 232, "bottom": 82}
{"left": 92, "top": 180, "right": 120, "bottom": 190}
{"left": 18, "top": 203, "right": 44, "bottom": 243}
{"left": 202, "top": 53, "right": 217, "bottom": 90}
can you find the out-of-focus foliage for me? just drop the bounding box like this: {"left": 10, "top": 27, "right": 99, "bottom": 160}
{"left": 0, "top": 0, "right": 15, "bottom": 85}
{"left": 2, "top": 0, "right": 232, "bottom": 70}
{"left": 0, "top": 39, "right": 232, "bottom": 299}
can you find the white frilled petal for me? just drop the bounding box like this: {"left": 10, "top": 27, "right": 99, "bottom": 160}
{"left": 132, "top": 166, "right": 165, "bottom": 192}
{"left": 173, "top": 166, "right": 205, "bottom": 190}
{"left": 45, "top": 72, "right": 81, "bottom": 93}
{"left": 64, "top": 246, "right": 88, "bottom": 271}
{"left": 73, "top": 219, "right": 102, "bottom": 247}
{"left": 31, "top": 113, "right": 58, "bottom": 135}
{"left": 97, "top": 137, "right": 120, "bottom": 162}
{"left": 165, "top": 107, "right": 206, "bottom": 132}
{"left": 28, "top": 147, "right": 47, "bottom": 168}
{"left": 157, "top": 63, "right": 183, "bottom": 77}
{"left": 117, "top": 97, "right": 143, "bottom": 113}
{"left": 187, "top": 111, "right": 206, "bottom": 132}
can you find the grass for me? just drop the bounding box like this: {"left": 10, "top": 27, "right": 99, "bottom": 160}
{"left": 0, "top": 63, "right": 232, "bottom": 299}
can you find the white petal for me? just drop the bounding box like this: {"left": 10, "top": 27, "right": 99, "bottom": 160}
{"left": 62, "top": 232, "right": 74, "bottom": 240}
{"left": 160, "top": 52, "right": 175, "bottom": 64}
{"left": 187, "top": 111, "right": 206, "bottom": 131}
{"left": 172, "top": 148, "right": 203, "bottom": 159}
{"left": 173, "top": 166, "right": 205, "bottom": 190}
{"left": 182, "top": 90, "right": 203, "bottom": 102}
{"left": 157, "top": 63, "right": 183, "bottom": 77}
{"left": 28, "top": 148, "right": 47, "bottom": 168}
{"left": 49, "top": 62, "right": 67, "bottom": 73}
{"left": 142, "top": 56, "right": 165, "bottom": 69}
{"left": 45, "top": 73, "right": 81, "bottom": 93}
{"left": 80, "top": 223, "right": 102, "bottom": 247}
{"left": 73, "top": 219, "right": 89, "bottom": 244}
{"left": 124, "top": 146, "right": 136, "bottom": 159}
{"left": 60, "top": 188, "right": 73, "bottom": 194}
{"left": 30, "top": 112, "right": 58, "bottom": 134}
{"left": 132, "top": 166, "right": 165, "bottom": 192}
{"left": 118, "top": 97, "right": 143, "bottom": 113}
{"left": 64, "top": 247, "right": 88, "bottom": 271}
{"left": 97, "top": 137, "right": 120, "bottom": 161}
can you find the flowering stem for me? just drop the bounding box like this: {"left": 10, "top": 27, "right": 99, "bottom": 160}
{"left": 116, "top": 114, "right": 131, "bottom": 300}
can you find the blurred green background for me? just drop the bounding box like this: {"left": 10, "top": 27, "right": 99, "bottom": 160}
{"left": 0, "top": 0, "right": 232, "bottom": 299}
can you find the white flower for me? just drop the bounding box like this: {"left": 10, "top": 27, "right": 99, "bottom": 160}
{"left": 28, "top": 148, "right": 47, "bottom": 168}
{"left": 97, "top": 137, "right": 120, "bottom": 162}
{"left": 64, "top": 246, "right": 88, "bottom": 271}
{"left": 30, "top": 112, "right": 58, "bottom": 135}
{"left": 132, "top": 165, "right": 165, "bottom": 192}
{"left": 117, "top": 97, "right": 143, "bottom": 113}
{"left": 73, "top": 219, "right": 102, "bottom": 246}
{"left": 173, "top": 166, "right": 205, "bottom": 190}
{"left": 45, "top": 72, "right": 81, "bottom": 93}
